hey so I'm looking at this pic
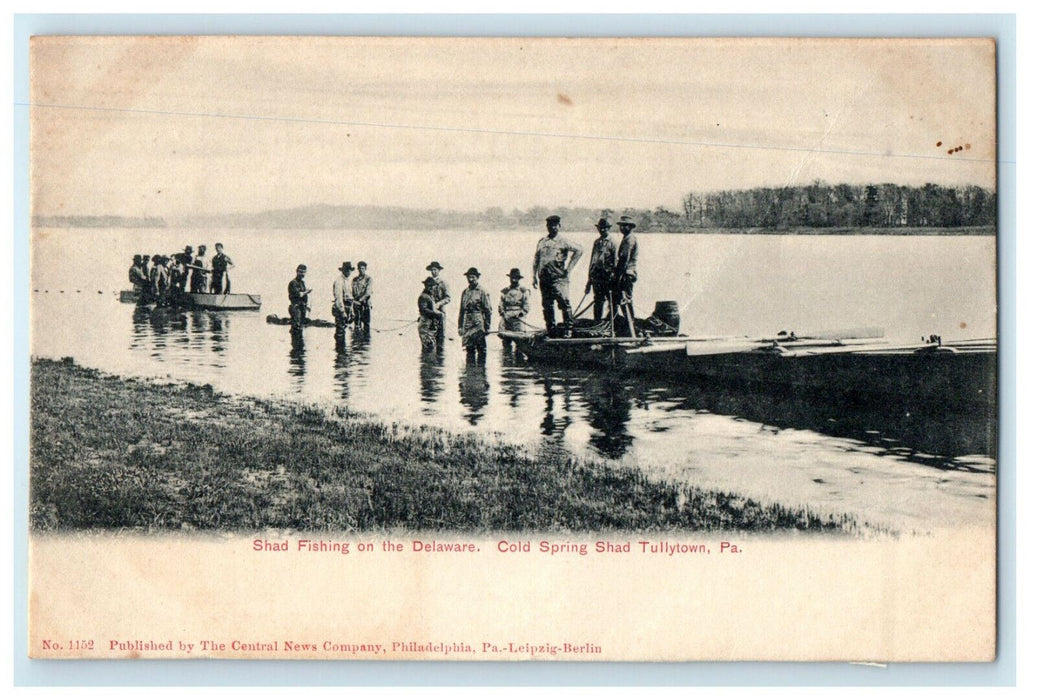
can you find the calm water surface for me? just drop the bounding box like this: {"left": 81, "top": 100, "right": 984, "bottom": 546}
{"left": 31, "top": 229, "right": 998, "bottom": 531}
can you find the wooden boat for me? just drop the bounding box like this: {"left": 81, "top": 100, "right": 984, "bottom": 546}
{"left": 184, "top": 293, "right": 262, "bottom": 310}
{"left": 499, "top": 324, "right": 996, "bottom": 412}
{"left": 119, "top": 289, "right": 261, "bottom": 310}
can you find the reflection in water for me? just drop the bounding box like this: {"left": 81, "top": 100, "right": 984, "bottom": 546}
{"left": 534, "top": 371, "right": 574, "bottom": 464}
{"left": 333, "top": 348, "right": 352, "bottom": 402}
{"left": 499, "top": 351, "right": 526, "bottom": 409}
{"left": 330, "top": 328, "right": 374, "bottom": 405}
{"left": 288, "top": 330, "right": 306, "bottom": 386}
{"left": 129, "top": 306, "right": 230, "bottom": 367}
{"left": 418, "top": 349, "right": 445, "bottom": 414}
{"left": 581, "top": 375, "right": 635, "bottom": 460}
{"left": 458, "top": 360, "right": 489, "bottom": 426}
{"left": 210, "top": 314, "right": 228, "bottom": 354}
{"left": 663, "top": 378, "right": 997, "bottom": 470}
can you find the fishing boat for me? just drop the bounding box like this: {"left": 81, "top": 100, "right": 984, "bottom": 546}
{"left": 119, "top": 289, "right": 262, "bottom": 310}
{"left": 499, "top": 302, "right": 996, "bottom": 412}
{"left": 183, "top": 292, "right": 262, "bottom": 310}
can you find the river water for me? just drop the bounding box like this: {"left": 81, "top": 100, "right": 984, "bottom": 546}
{"left": 30, "top": 228, "right": 998, "bottom": 532}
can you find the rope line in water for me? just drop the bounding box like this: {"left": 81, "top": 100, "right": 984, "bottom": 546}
{"left": 372, "top": 318, "right": 420, "bottom": 333}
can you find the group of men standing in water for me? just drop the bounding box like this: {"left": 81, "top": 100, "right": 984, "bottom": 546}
{"left": 128, "top": 243, "right": 234, "bottom": 306}
{"left": 290, "top": 260, "right": 374, "bottom": 338}
{"left": 284, "top": 212, "right": 639, "bottom": 360}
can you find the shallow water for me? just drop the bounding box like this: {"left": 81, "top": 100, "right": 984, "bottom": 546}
{"left": 30, "top": 228, "right": 998, "bottom": 531}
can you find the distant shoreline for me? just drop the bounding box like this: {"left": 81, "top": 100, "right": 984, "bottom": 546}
{"left": 31, "top": 219, "right": 995, "bottom": 237}
{"left": 29, "top": 357, "right": 865, "bottom": 535}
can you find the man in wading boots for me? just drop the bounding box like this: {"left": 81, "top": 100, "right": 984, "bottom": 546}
{"left": 585, "top": 217, "right": 616, "bottom": 322}
{"left": 498, "top": 268, "right": 530, "bottom": 352}
{"left": 426, "top": 261, "right": 450, "bottom": 347}
{"left": 351, "top": 261, "right": 373, "bottom": 333}
{"left": 533, "top": 214, "right": 583, "bottom": 337}
{"left": 288, "top": 264, "right": 312, "bottom": 333}
{"left": 458, "top": 267, "right": 493, "bottom": 363}
{"left": 613, "top": 215, "right": 640, "bottom": 336}
{"left": 418, "top": 276, "right": 442, "bottom": 352}
{"left": 332, "top": 261, "right": 355, "bottom": 343}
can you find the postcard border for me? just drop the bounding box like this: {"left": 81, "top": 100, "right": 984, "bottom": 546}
{"left": 11, "top": 11, "right": 1018, "bottom": 687}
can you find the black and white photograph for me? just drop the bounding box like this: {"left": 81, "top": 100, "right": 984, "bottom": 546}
{"left": 27, "top": 35, "right": 998, "bottom": 662}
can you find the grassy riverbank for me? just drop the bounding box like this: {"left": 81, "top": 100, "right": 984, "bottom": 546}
{"left": 30, "top": 358, "right": 861, "bottom": 533}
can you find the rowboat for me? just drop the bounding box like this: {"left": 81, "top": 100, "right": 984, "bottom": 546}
{"left": 499, "top": 324, "right": 997, "bottom": 412}
{"left": 119, "top": 289, "right": 262, "bottom": 310}
{"left": 184, "top": 293, "right": 262, "bottom": 310}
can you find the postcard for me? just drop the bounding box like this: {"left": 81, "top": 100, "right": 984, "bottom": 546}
{"left": 27, "top": 36, "right": 997, "bottom": 661}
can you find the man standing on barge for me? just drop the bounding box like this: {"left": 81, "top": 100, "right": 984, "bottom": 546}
{"left": 533, "top": 214, "right": 583, "bottom": 336}
{"left": 585, "top": 217, "right": 616, "bottom": 322}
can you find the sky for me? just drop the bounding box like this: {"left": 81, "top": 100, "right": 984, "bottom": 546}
{"left": 29, "top": 36, "right": 997, "bottom": 218}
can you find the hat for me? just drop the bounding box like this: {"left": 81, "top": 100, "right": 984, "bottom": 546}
{"left": 184, "top": 246, "right": 193, "bottom": 253}
{"left": 133, "top": 255, "right": 142, "bottom": 263}
{"left": 617, "top": 215, "right": 637, "bottom": 229}
{"left": 296, "top": 264, "right": 307, "bottom": 272}
{"left": 339, "top": 261, "right": 354, "bottom": 273}
{"left": 426, "top": 261, "right": 444, "bottom": 271}
{"left": 545, "top": 215, "right": 561, "bottom": 224}
{"left": 596, "top": 217, "right": 612, "bottom": 230}
{"left": 464, "top": 267, "right": 481, "bottom": 277}
{"left": 507, "top": 268, "right": 524, "bottom": 279}
{"left": 423, "top": 276, "right": 437, "bottom": 288}
{"left": 357, "top": 261, "right": 367, "bottom": 268}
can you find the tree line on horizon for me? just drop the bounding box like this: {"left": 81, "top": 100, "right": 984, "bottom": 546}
{"left": 405, "top": 181, "right": 996, "bottom": 232}
{"left": 33, "top": 181, "right": 995, "bottom": 232}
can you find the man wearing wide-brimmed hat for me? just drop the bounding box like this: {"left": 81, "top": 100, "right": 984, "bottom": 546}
{"left": 417, "top": 276, "right": 442, "bottom": 352}
{"left": 585, "top": 216, "right": 617, "bottom": 322}
{"left": 614, "top": 215, "right": 640, "bottom": 306}
{"left": 532, "top": 214, "right": 583, "bottom": 335}
{"left": 458, "top": 267, "right": 493, "bottom": 362}
{"left": 332, "top": 261, "right": 355, "bottom": 341}
{"left": 498, "top": 267, "right": 531, "bottom": 352}
{"left": 611, "top": 215, "right": 640, "bottom": 336}
{"left": 426, "top": 261, "right": 450, "bottom": 346}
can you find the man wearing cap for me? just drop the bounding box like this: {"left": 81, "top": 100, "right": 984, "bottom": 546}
{"left": 351, "top": 261, "right": 373, "bottom": 332}
{"left": 426, "top": 261, "right": 450, "bottom": 346}
{"left": 288, "top": 264, "right": 312, "bottom": 332}
{"left": 498, "top": 268, "right": 530, "bottom": 352}
{"left": 458, "top": 267, "right": 493, "bottom": 362}
{"left": 332, "top": 261, "right": 355, "bottom": 341}
{"left": 532, "top": 215, "right": 583, "bottom": 335}
{"left": 585, "top": 217, "right": 617, "bottom": 322}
